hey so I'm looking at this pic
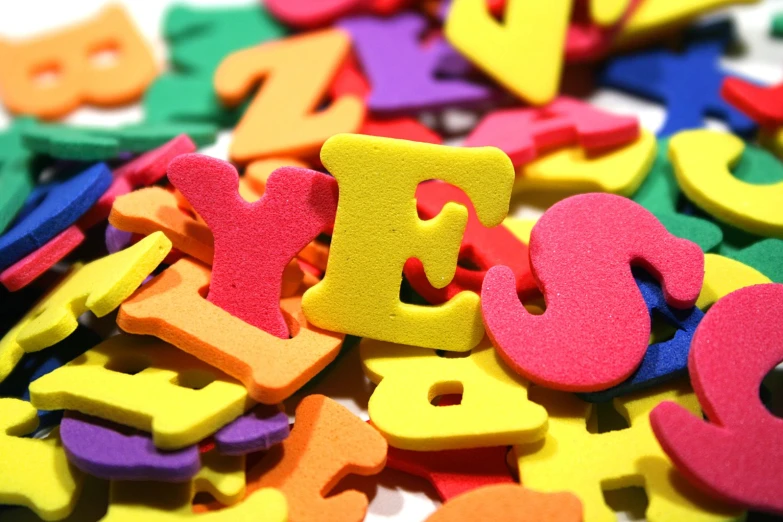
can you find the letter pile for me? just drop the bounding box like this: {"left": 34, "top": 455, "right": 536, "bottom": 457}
{"left": 0, "top": 1, "right": 781, "bottom": 521}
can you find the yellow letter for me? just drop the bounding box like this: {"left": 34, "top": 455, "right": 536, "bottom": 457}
{"left": 670, "top": 130, "right": 783, "bottom": 239}
{"left": 0, "top": 398, "right": 83, "bottom": 520}
{"left": 696, "top": 253, "right": 771, "bottom": 310}
{"left": 194, "top": 450, "right": 246, "bottom": 507}
{"left": 444, "top": 0, "right": 572, "bottom": 104}
{"left": 303, "top": 134, "right": 514, "bottom": 351}
{"left": 101, "top": 481, "right": 286, "bottom": 522}
{"left": 29, "top": 335, "right": 252, "bottom": 450}
{"left": 514, "top": 130, "right": 655, "bottom": 197}
{"left": 0, "top": 232, "right": 170, "bottom": 383}
{"left": 515, "top": 381, "right": 744, "bottom": 522}
{"left": 362, "top": 337, "right": 547, "bottom": 450}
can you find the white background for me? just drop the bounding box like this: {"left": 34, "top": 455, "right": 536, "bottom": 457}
{"left": 0, "top": 1, "right": 781, "bottom": 520}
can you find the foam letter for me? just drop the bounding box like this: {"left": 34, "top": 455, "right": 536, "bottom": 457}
{"left": 197, "top": 395, "right": 387, "bottom": 522}
{"left": 340, "top": 13, "right": 493, "bottom": 114}
{"left": 722, "top": 77, "right": 783, "bottom": 127}
{"left": 0, "top": 163, "right": 112, "bottom": 271}
{"left": 0, "top": 5, "right": 156, "bottom": 119}
{"left": 425, "top": 485, "right": 583, "bottom": 522}
{"left": 516, "top": 382, "right": 745, "bottom": 522}
{"left": 118, "top": 258, "right": 344, "bottom": 404}
{"left": 102, "top": 481, "right": 286, "bottom": 522}
{"left": 482, "top": 193, "right": 704, "bottom": 391}
{"left": 465, "top": 96, "right": 640, "bottom": 166}
{"left": 0, "top": 398, "right": 83, "bottom": 520}
{"left": 0, "top": 232, "right": 171, "bottom": 382}
{"left": 362, "top": 337, "right": 547, "bottom": 450}
{"left": 303, "top": 134, "right": 515, "bottom": 351}
{"left": 670, "top": 130, "right": 783, "bottom": 239}
{"left": 403, "top": 181, "right": 536, "bottom": 304}
{"left": 601, "top": 24, "right": 756, "bottom": 136}
{"left": 651, "top": 284, "right": 783, "bottom": 515}
{"left": 445, "top": 0, "right": 572, "bottom": 104}
{"left": 214, "top": 29, "right": 364, "bottom": 163}
{"left": 29, "top": 335, "right": 252, "bottom": 450}
{"left": 386, "top": 444, "right": 515, "bottom": 501}
{"left": 168, "top": 154, "right": 337, "bottom": 338}
{"left": 514, "top": 129, "right": 655, "bottom": 196}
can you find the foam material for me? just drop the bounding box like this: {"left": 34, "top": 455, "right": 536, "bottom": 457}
{"left": 580, "top": 269, "right": 704, "bottom": 402}
{"left": 362, "top": 337, "right": 547, "bottom": 450}
{"left": 617, "top": 0, "right": 757, "bottom": 44}
{"left": 214, "top": 404, "right": 290, "bottom": 456}
{"left": 403, "top": 181, "right": 536, "bottom": 304}
{"left": 0, "top": 398, "right": 84, "bottom": 520}
{"left": 0, "top": 225, "right": 85, "bottom": 292}
{"left": 516, "top": 381, "right": 745, "bottom": 522}
{"left": 266, "top": 0, "right": 407, "bottom": 28}
{"left": 243, "top": 158, "right": 309, "bottom": 197}
{"left": 102, "top": 480, "right": 287, "bottom": 522}
{"left": 359, "top": 117, "right": 443, "bottom": 144}
{"left": 145, "top": 4, "right": 286, "bottom": 124}
{"left": 0, "top": 5, "right": 156, "bottom": 119}
{"left": 0, "top": 118, "right": 35, "bottom": 234}
{"left": 775, "top": 11, "right": 783, "bottom": 35}
{"left": 0, "top": 474, "right": 109, "bottom": 522}
{"left": 386, "top": 443, "right": 515, "bottom": 500}
{"left": 633, "top": 139, "right": 723, "bottom": 252}
{"left": 465, "top": 96, "right": 639, "bottom": 166}
{"left": 303, "top": 134, "right": 514, "bottom": 352}
{"left": 168, "top": 154, "right": 337, "bottom": 338}
{"left": 514, "top": 128, "right": 655, "bottom": 197}
{"left": 601, "top": 21, "right": 757, "bottom": 136}
{"left": 198, "top": 395, "right": 387, "bottom": 522}
{"left": 0, "top": 163, "right": 112, "bottom": 271}
{"left": 329, "top": 53, "right": 371, "bottom": 99}
{"left": 22, "top": 122, "right": 215, "bottom": 161}
{"left": 481, "top": 193, "right": 704, "bottom": 392}
{"left": 109, "top": 186, "right": 304, "bottom": 295}
{"left": 0, "top": 231, "right": 170, "bottom": 387}
{"left": 118, "top": 258, "right": 344, "bottom": 404}
{"left": 297, "top": 241, "right": 330, "bottom": 273}
{"left": 726, "top": 238, "right": 783, "bottom": 284}
{"left": 670, "top": 130, "right": 783, "bottom": 239}
{"left": 340, "top": 13, "right": 494, "bottom": 114}
{"left": 436, "top": 0, "right": 631, "bottom": 64}
{"left": 105, "top": 225, "right": 133, "bottom": 254}
{"left": 110, "top": 187, "right": 214, "bottom": 264}
{"left": 445, "top": 0, "right": 570, "bottom": 104}
{"left": 164, "top": 5, "right": 285, "bottom": 76}
{"left": 696, "top": 253, "right": 771, "bottom": 310}
{"left": 81, "top": 134, "right": 196, "bottom": 228}
{"left": 425, "top": 485, "right": 583, "bottom": 522}
{"left": 215, "top": 29, "right": 364, "bottom": 163}
{"left": 651, "top": 284, "right": 783, "bottom": 515}
{"left": 561, "top": 0, "right": 639, "bottom": 61}
{"left": 22, "top": 124, "right": 118, "bottom": 160}
{"left": 29, "top": 334, "right": 252, "bottom": 450}
{"left": 589, "top": 0, "right": 633, "bottom": 25}
{"left": 60, "top": 411, "right": 201, "bottom": 482}
{"left": 722, "top": 77, "right": 783, "bottom": 127}
{"left": 760, "top": 126, "right": 783, "bottom": 160}
{"left": 58, "top": 408, "right": 271, "bottom": 492}
{"left": 0, "top": 325, "right": 100, "bottom": 428}
{"left": 192, "top": 450, "right": 246, "bottom": 506}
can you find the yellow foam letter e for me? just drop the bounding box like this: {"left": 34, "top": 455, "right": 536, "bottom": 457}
{"left": 302, "top": 134, "right": 514, "bottom": 352}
